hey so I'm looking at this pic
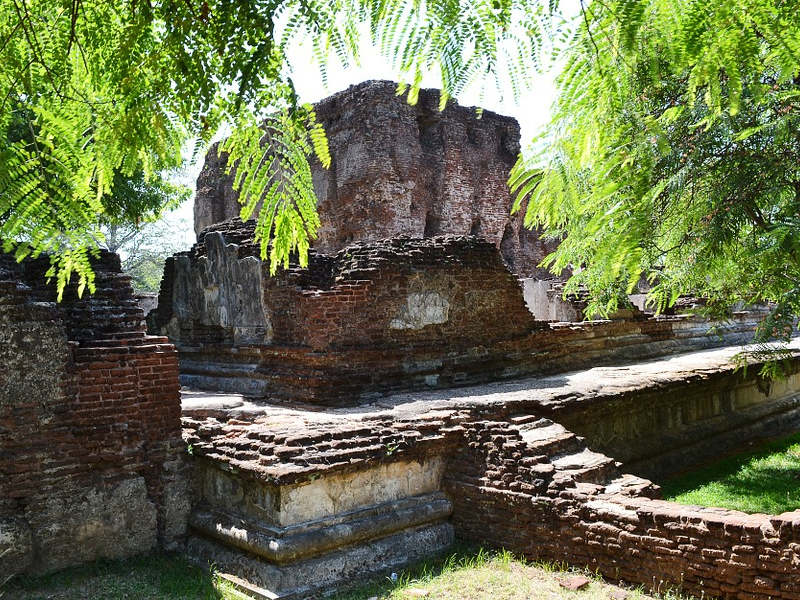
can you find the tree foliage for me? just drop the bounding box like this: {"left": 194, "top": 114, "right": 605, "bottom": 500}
{"left": 99, "top": 169, "right": 190, "bottom": 292}
{"left": 0, "top": 0, "right": 546, "bottom": 295}
{"left": 511, "top": 0, "right": 800, "bottom": 343}
{"left": 6, "top": 0, "right": 800, "bottom": 349}
{"left": 102, "top": 215, "right": 190, "bottom": 292}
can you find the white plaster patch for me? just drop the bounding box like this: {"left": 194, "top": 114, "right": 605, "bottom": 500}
{"left": 277, "top": 456, "right": 446, "bottom": 526}
{"left": 390, "top": 291, "right": 450, "bottom": 330}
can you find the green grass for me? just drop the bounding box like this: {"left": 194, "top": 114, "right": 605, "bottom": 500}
{"left": 661, "top": 432, "right": 800, "bottom": 514}
{"left": 331, "top": 546, "right": 666, "bottom": 600}
{"left": 2, "top": 547, "right": 675, "bottom": 600}
{"left": 2, "top": 552, "right": 250, "bottom": 600}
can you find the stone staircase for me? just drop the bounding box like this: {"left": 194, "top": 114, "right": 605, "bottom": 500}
{"left": 509, "top": 415, "right": 656, "bottom": 496}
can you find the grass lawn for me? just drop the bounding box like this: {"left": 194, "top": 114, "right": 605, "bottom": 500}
{"left": 3, "top": 546, "right": 673, "bottom": 600}
{"left": 330, "top": 547, "right": 670, "bottom": 600}
{"left": 661, "top": 432, "right": 800, "bottom": 514}
{"left": 2, "top": 553, "right": 249, "bottom": 600}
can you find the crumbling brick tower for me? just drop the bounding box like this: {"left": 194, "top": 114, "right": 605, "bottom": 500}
{"left": 193, "top": 79, "right": 556, "bottom": 278}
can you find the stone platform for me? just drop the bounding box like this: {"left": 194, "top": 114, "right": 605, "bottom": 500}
{"left": 181, "top": 339, "right": 800, "bottom": 598}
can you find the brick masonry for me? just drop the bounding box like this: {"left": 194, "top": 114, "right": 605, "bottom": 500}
{"left": 192, "top": 80, "right": 557, "bottom": 278}
{"left": 180, "top": 349, "right": 800, "bottom": 600}
{"left": 151, "top": 219, "right": 765, "bottom": 404}
{"left": 0, "top": 251, "right": 188, "bottom": 576}
{"left": 180, "top": 335, "right": 800, "bottom": 599}
{"left": 446, "top": 415, "right": 800, "bottom": 600}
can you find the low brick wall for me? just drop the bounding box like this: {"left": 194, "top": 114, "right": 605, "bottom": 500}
{"left": 446, "top": 418, "right": 800, "bottom": 600}
{"left": 455, "top": 486, "right": 800, "bottom": 600}
{"left": 0, "top": 252, "right": 188, "bottom": 576}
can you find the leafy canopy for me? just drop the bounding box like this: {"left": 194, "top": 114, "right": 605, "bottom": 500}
{"left": 0, "top": 0, "right": 547, "bottom": 296}
{"left": 511, "top": 0, "right": 800, "bottom": 343}
{"left": 6, "top": 0, "right": 800, "bottom": 345}
{"left": 103, "top": 215, "right": 191, "bottom": 293}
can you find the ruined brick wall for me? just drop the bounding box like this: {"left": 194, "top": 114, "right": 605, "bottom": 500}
{"left": 0, "top": 252, "right": 188, "bottom": 576}
{"left": 151, "top": 219, "right": 764, "bottom": 404}
{"left": 0, "top": 251, "right": 147, "bottom": 341}
{"left": 193, "top": 80, "right": 556, "bottom": 277}
{"left": 445, "top": 418, "right": 800, "bottom": 600}
{"left": 265, "top": 235, "right": 539, "bottom": 351}
{"left": 151, "top": 219, "right": 548, "bottom": 401}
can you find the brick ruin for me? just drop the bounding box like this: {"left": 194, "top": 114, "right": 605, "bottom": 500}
{"left": 161, "top": 81, "right": 800, "bottom": 598}
{"left": 150, "top": 220, "right": 546, "bottom": 401}
{"left": 3, "top": 81, "right": 800, "bottom": 599}
{"left": 0, "top": 251, "right": 188, "bottom": 576}
{"left": 152, "top": 225, "right": 798, "bottom": 596}
{"left": 150, "top": 218, "right": 762, "bottom": 404}
{"left": 193, "top": 79, "right": 557, "bottom": 279}
{"left": 180, "top": 344, "right": 800, "bottom": 598}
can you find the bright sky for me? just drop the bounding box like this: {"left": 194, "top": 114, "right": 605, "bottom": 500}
{"left": 166, "top": 33, "right": 563, "bottom": 249}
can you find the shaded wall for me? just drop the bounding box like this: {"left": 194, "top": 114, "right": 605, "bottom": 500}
{"left": 551, "top": 366, "right": 800, "bottom": 479}
{"left": 0, "top": 251, "right": 188, "bottom": 576}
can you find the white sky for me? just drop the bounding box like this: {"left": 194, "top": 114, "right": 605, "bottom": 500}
{"left": 165, "top": 33, "right": 563, "bottom": 248}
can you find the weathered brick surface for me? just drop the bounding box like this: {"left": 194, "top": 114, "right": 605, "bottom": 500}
{"left": 184, "top": 390, "right": 800, "bottom": 599}
{"left": 182, "top": 410, "right": 462, "bottom": 485}
{"left": 0, "top": 250, "right": 147, "bottom": 341}
{"left": 445, "top": 417, "right": 800, "bottom": 600}
{"left": 151, "top": 219, "right": 764, "bottom": 404}
{"left": 0, "top": 252, "right": 187, "bottom": 575}
{"left": 193, "top": 80, "right": 556, "bottom": 277}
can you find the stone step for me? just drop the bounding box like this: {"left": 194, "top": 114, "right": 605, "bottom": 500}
{"left": 517, "top": 419, "right": 585, "bottom": 456}
{"left": 186, "top": 498, "right": 454, "bottom": 599}
{"left": 603, "top": 473, "right": 661, "bottom": 498}
{"left": 550, "top": 448, "right": 619, "bottom": 485}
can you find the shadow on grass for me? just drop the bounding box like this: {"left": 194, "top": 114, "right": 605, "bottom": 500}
{"left": 2, "top": 552, "right": 225, "bottom": 600}
{"left": 661, "top": 431, "right": 800, "bottom": 514}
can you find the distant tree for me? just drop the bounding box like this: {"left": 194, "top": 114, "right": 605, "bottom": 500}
{"left": 102, "top": 217, "right": 189, "bottom": 292}
{"left": 98, "top": 169, "right": 191, "bottom": 292}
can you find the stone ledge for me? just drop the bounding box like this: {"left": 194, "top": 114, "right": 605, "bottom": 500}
{"left": 186, "top": 521, "right": 454, "bottom": 599}
{"left": 189, "top": 492, "right": 452, "bottom": 564}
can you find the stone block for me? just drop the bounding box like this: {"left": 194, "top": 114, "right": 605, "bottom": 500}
{"left": 0, "top": 516, "right": 33, "bottom": 577}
